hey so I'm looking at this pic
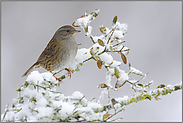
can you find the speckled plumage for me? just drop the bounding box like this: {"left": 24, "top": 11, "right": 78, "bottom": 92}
{"left": 22, "top": 25, "right": 80, "bottom": 77}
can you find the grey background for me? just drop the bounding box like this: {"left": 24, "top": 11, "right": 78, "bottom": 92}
{"left": 1, "top": 1, "right": 182, "bottom": 122}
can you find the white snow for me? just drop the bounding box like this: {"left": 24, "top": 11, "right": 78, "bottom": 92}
{"left": 76, "top": 107, "right": 93, "bottom": 114}
{"left": 37, "top": 107, "right": 54, "bottom": 118}
{"left": 2, "top": 111, "right": 14, "bottom": 121}
{"left": 113, "top": 22, "right": 128, "bottom": 34}
{"left": 115, "top": 95, "right": 129, "bottom": 104}
{"left": 166, "top": 85, "right": 174, "bottom": 90}
{"left": 68, "top": 48, "right": 91, "bottom": 70}
{"left": 88, "top": 102, "right": 103, "bottom": 110}
{"left": 75, "top": 48, "right": 91, "bottom": 63}
{"left": 92, "top": 35, "right": 105, "bottom": 43}
{"left": 100, "top": 53, "right": 113, "bottom": 65}
{"left": 98, "top": 88, "right": 108, "bottom": 103}
{"left": 22, "top": 87, "right": 38, "bottom": 98}
{"left": 86, "top": 26, "right": 92, "bottom": 37}
{"left": 36, "top": 96, "right": 47, "bottom": 108}
{"left": 106, "top": 71, "right": 112, "bottom": 87}
{"left": 114, "top": 103, "right": 121, "bottom": 109}
{"left": 130, "top": 67, "right": 143, "bottom": 75}
{"left": 112, "top": 30, "right": 124, "bottom": 39}
{"left": 116, "top": 66, "right": 129, "bottom": 81}
{"left": 58, "top": 102, "right": 75, "bottom": 119}
{"left": 91, "top": 43, "right": 105, "bottom": 55}
{"left": 41, "top": 72, "right": 57, "bottom": 83}
{"left": 26, "top": 71, "right": 44, "bottom": 84}
{"left": 110, "top": 60, "right": 122, "bottom": 67}
{"left": 15, "top": 103, "right": 32, "bottom": 119}
{"left": 73, "top": 9, "right": 99, "bottom": 37}
{"left": 71, "top": 91, "right": 84, "bottom": 99}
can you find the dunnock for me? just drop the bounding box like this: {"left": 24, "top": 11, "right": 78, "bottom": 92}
{"left": 22, "top": 25, "right": 80, "bottom": 79}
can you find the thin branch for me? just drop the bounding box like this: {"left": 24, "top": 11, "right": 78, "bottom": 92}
{"left": 102, "top": 83, "right": 182, "bottom": 112}
{"left": 2, "top": 108, "right": 9, "bottom": 121}
{"left": 98, "top": 48, "right": 130, "bottom": 56}
{"left": 98, "top": 48, "right": 107, "bottom": 55}
{"left": 90, "top": 36, "right": 96, "bottom": 44}
{"left": 113, "top": 41, "right": 126, "bottom": 47}
{"left": 74, "top": 96, "right": 85, "bottom": 106}
{"left": 83, "top": 56, "right": 94, "bottom": 63}
{"left": 107, "top": 88, "right": 111, "bottom": 104}
{"left": 106, "top": 25, "right": 118, "bottom": 44}
{"left": 29, "top": 107, "right": 38, "bottom": 113}
{"left": 103, "top": 108, "right": 125, "bottom": 122}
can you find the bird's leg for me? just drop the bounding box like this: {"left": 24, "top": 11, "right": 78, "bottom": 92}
{"left": 65, "top": 68, "right": 72, "bottom": 78}
{"left": 50, "top": 71, "right": 62, "bottom": 82}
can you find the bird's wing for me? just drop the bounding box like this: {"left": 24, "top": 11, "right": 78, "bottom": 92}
{"left": 37, "top": 38, "right": 63, "bottom": 63}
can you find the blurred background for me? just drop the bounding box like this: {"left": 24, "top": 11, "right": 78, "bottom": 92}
{"left": 1, "top": 1, "right": 182, "bottom": 122}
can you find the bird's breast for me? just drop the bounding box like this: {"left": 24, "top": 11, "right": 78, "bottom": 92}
{"left": 51, "top": 38, "right": 78, "bottom": 72}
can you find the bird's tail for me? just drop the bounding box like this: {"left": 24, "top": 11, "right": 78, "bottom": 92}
{"left": 22, "top": 63, "right": 39, "bottom": 77}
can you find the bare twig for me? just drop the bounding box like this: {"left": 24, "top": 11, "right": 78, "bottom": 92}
{"left": 103, "top": 108, "right": 125, "bottom": 122}
{"left": 113, "top": 41, "right": 126, "bottom": 47}
{"left": 74, "top": 96, "right": 85, "bottom": 106}
{"left": 106, "top": 25, "right": 118, "bottom": 44}
{"left": 83, "top": 56, "right": 94, "bottom": 63}
{"left": 90, "top": 36, "right": 96, "bottom": 44}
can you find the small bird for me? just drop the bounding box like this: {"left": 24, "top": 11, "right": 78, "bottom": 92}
{"left": 22, "top": 25, "right": 80, "bottom": 80}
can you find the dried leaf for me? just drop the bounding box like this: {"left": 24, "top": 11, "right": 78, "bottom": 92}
{"left": 103, "top": 114, "right": 111, "bottom": 121}
{"left": 99, "top": 25, "right": 107, "bottom": 34}
{"left": 113, "top": 16, "right": 118, "bottom": 25}
{"left": 98, "top": 83, "right": 108, "bottom": 88}
{"left": 114, "top": 68, "right": 120, "bottom": 79}
{"left": 111, "top": 98, "right": 118, "bottom": 105}
{"left": 109, "top": 46, "right": 114, "bottom": 53}
{"left": 114, "top": 67, "right": 120, "bottom": 79}
{"left": 157, "top": 84, "right": 165, "bottom": 88}
{"left": 155, "top": 97, "right": 161, "bottom": 101}
{"left": 90, "top": 47, "right": 94, "bottom": 56}
{"left": 121, "top": 53, "right": 127, "bottom": 64}
{"left": 97, "top": 60, "right": 103, "bottom": 69}
{"left": 80, "top": 13, "right": 87, "bottom": 18}
{"left": 115, "top": 82, "right": 119, "bottom": 88}
{"left": 110, "top": 40, "right": 114, "bottom": 43}
{"left": 98, "top": 39, "right": 105, "bottom": 47}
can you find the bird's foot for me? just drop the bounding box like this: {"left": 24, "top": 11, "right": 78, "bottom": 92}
{"left": 50, "top": 71, "right": 62, "bottom": 82}
{"left": 55, "top": 77, "right": 62, "bottom": 81}
{"left": 65, "top": 68, "right": 72, "bottom": 78}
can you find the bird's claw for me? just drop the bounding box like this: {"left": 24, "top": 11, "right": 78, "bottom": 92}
{"left": 65, "top": 68, "right": 72, "bottom": 78}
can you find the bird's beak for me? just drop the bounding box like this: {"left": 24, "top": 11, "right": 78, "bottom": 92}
{"left": 73, "top": 30, "right": 81, "bottom": 33}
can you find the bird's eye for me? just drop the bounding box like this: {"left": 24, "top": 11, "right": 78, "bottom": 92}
{"left": 66, "top": 30, "right": 69, "bottom": 32}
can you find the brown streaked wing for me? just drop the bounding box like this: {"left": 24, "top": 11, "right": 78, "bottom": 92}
{"left": 37, "top": 38, "right": 63, "bottom": 63}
